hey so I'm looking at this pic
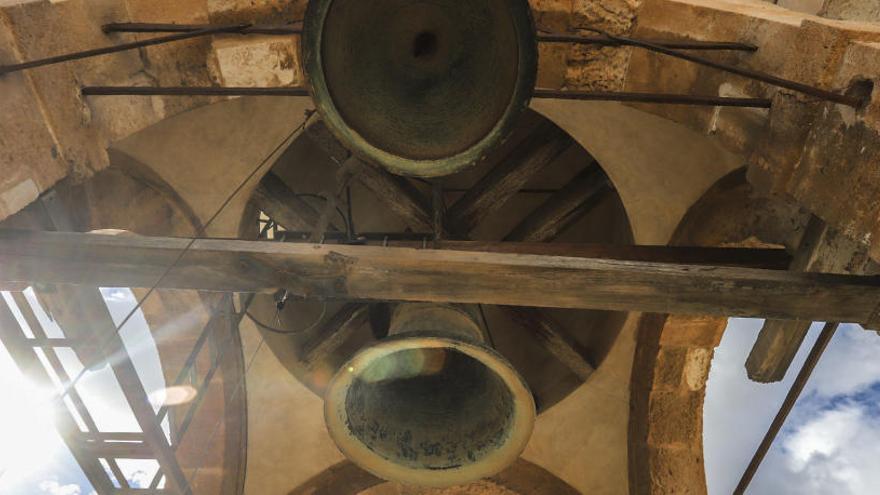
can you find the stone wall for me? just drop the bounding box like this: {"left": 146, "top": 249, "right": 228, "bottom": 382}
{"left": 629, "top": 314, "right": 726, "bottom": 495}
{"left": 0, "top": 0, "right": 307, "bottom": 221}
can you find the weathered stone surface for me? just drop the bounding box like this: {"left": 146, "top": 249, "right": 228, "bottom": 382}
{"left": 823, "top": 0, "right": 880, "bottom": 21}
{"left": 648, "top": 446, "right": 706, "bottom": 495}
{"left": 749, "top": 37, "right": 880, "bottom": 262}
{"left": 212, "top": 34, "right": 301, "bottom": 87}
{"left": 207, "top": 0, "right": 307, "bottom": 25}
{"left": 648, "top": 390, "right": 703, "bottom": 447}
{"left": 659, "top": 315, "right": 726, "bottom": 348}
{"left": 0, "top": 17, "right": 67, "bottom": 219}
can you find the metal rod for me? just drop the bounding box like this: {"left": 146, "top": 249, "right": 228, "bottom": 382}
{"left": 533, "top": 89, "right": 772, "bottom": 108}
{"left": 82, "top": 86, "right": 310, "bottom": 97}
{"left": 103, "top": 22, "right": 302, "bottom": 36}
{"left": 103, "top": 23, "right": 756, "bottom": 53}
{"left": 537, "top": 33, "right": 757, "bottom": 52}
{"left": 0, "top": 24, "right": 249, "bottom": 76}
{"left": 733, "top": 322, "right": 840, "bottom": 495}
{"left": 587, "top": 28, "right": 863, "bottom": 108}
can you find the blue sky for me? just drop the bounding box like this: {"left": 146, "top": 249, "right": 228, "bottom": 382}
{"left": 705, "top": 319, "right": 880, "bottom": 494}
{"left": 0, "top": 288, "right": 168, "bottom": 495}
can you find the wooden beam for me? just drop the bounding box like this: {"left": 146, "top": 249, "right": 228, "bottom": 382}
{"left": 304, "top": 118, "right": 434, "bottom": 231}
{"left": 449, "top": 122, "right": 572, "bottom": 234}
{"left": 2, "top": 230, "right": 880, "bottom": 325}
{"left": 505, "top": 163, "right": 612, "bottom": 242}
{"left": 362, "top": 240, "right": 790, "bottom": 269}
{"left": 746, "top": 217, "right": 874, "bottom": 382}
{"left": 251, "top": 172, "right": 337, "bottom": 232}
{"left": 355, "top": 161, "right": 435, "bottom": 231}
{"left": 504, "top": 307, "right": 594, "bottom": 380}
{"left": 300, "top": 303, "right": 369, "bottom": 368}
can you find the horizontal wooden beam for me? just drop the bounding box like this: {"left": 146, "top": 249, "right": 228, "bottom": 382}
{"left": 2, "top": 230, "right": 879, "bottom": 324}
{"left": 261, "top": 236, "right": 791, "bottom": 269}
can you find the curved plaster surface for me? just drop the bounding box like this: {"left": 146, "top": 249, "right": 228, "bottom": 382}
{"left": 110, "top": 96, "right": 748, "bottom": 494}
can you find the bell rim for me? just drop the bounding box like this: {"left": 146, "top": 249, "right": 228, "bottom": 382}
{"left": 323, "top": 335, "right": 537, "bottom": 487}
{"left": 302, "top": 0, "right": 538, "bottom": 178}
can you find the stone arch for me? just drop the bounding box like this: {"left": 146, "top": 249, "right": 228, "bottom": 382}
{"left": 626, "top": 169, "right": 810, "bottom": 495}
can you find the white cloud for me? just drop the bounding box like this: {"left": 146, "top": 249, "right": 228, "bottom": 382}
{"left": 804, "top": 324, "right": 880, "bottom": 399}
{"left": 38, "top": 480, "right": 81, "bottom": 495}
{"left": 783, "top": 405, "right": 862, "bottom": 471}
{"left": 704, "top": 320, "right": 880, "bottom": 495}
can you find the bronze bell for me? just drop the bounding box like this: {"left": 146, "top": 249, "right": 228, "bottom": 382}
{"left": 324, "top": 303, "right": 536, "bottom": 487}
{"left": 302, "top": 0, "right": 538, "bottom": 177}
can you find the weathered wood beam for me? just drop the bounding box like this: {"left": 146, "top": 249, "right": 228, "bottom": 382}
{"left": 262, "top": 235, "right": 791, "bottom": 268}
{"left": 746, "top": 217, "right": 875, "bottom": 382}
{"left": 2, "top": 230, "right": 880, "bottom": 325}
{"left": 252, "top": 172, "right": 337, "bottom": 232}
{"left": 504, "top": 306, "right": 594, "bottom": 380}
{"left": 305, "top": 119, "right": 434, "bottom": 231}
{"left": 505, "top": 163, "right": 612, "bottom": 242}
{"left": 448, "top": 122, "right": 572, "bottom": 234}
{"left": 300, "top": 303, "right": 370, "bottom": 368}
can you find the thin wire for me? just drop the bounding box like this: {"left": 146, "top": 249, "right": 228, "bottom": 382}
{"left": 245, "top": 301, "right": 327, "bottom": 335}
{"left": 54, "top": 112, "right": 313, "bottom": 402}
{"left": 185, "top": 333, "right": 266, "bottom": 495}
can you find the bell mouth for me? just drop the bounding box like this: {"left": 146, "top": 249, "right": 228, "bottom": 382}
{"left": 302, "top": 0, "right": 537, "bottom": 177}
{"left": 324, "top": 336, "right": 536, "bottom": 487}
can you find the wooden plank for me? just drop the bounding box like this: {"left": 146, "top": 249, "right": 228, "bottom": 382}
{"left": 505, "top": 164, "right": 612, "bottom": 242}
{"left": 745, "top": 217, "right": 874, "bottom": 382}
{"left": 2, "top": 230, "right": 880, "bottom": 325}
{"left": 356, "top": 160, "right": 435, "bottom": 231}
{"left": 449, "top": 122, "right": 572, "bottom": 234}
{"left": 504, "top": 307, "right": 594, "bottom": 380}
{"left": 251, "top": 172, "right": 336, "bottom": 232}
{"left": 200, "top": 235, "right": 791, "bottom": 269}
{"left": 304, "top": 118, "right": 435, "bottom": 231}
{"left": 365, "top": 240, "right": 790, "bottom": 269}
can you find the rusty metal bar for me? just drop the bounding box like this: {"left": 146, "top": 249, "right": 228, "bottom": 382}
{"left": 537, "top": 33, "right": 757, "bottom": 51}
{"left": 733, "top": 322, "right": 839, "bottom": 495}
{"left": 0, "top": 24, "right": 248, "bottom": 76}
{"left": 82, "top": 86, "right": 310, "bottom": 97}
{"left": 533, "top": 89, "right": 772, "bottom": 108}
{"left": 587, "top": 28, "right": 863, "bottom": 108}
{"left": 103, "top": 22, "right": 301, "bottom": 36}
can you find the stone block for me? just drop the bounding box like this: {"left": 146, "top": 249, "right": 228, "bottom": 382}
{"left": 207, "top": 0, "right": 307, "bottom": 25}
{"left": 212, "top": 34, "right": 301, "bottom": 87}
{"left": 2, "top": 0, "right": 141, "bottom": 177}
{"left": 647, "top": 390, "right": 703, "bottom": 448}
{"left": 683, "top": 347, "right": 713, "bottom": 391}
{"left": 653, "top": 346, "right": 687, "bottom": 390}
{"left": 0, "top": 12, "right": 69, "bottom": 221}
{"left": 659, "top": 315, "right": 727, "bottom": 348}
{"left": 125, "top": 0, "right": 210, "bottom": 23}
{"left": 648, "top": 445, "right": 707, "bottom": 495}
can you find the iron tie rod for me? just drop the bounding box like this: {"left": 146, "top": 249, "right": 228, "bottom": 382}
{"left": 81, "top": 85, "right": 772, "bottom": 108}
{"left": 102, "top": 22, "right": 757, "bottom": 52}
{"left": 586, "top": 27, "right": 864, "bottom": 108}
{"left": 0, "top": 24, "right": 250, "bottom": 76}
